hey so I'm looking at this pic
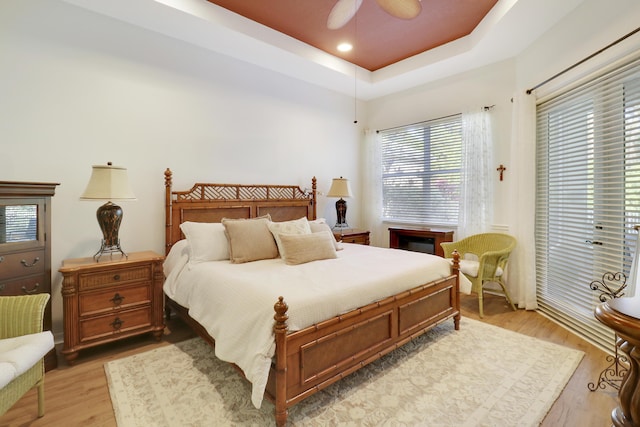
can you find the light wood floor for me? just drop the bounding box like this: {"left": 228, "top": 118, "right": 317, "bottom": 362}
{"left": 1, "top": 294, "right": 618, "bottom": 427}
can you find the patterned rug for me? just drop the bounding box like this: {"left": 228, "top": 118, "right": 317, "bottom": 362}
{"left": 104, "top": 317, "right": 583, "bottom": 426}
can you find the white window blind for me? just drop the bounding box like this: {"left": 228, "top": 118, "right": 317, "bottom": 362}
{"left": 536, "top": 56, "right": 640, "bottom": 351}
{"left": 379, "top": 115, "right": 462, "bottom": 225}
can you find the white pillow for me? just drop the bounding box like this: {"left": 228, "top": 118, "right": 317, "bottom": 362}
{"left": 309, "top": 218, "right": 343, "bottom": 251}
{"left": 179, "top": 221, "right": 229, "bottom": 263}
{"left": 457, "top": 259, "right": 503, "bottom": 278}
{"left": 267, "top": 217, "right": 312, "bottom": 257}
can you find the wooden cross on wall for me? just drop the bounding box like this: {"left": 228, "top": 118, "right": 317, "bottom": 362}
{"left": 497, "top": 164, "right": 507, "bottom": 181}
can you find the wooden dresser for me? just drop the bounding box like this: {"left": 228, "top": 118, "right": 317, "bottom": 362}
{"left": 0, "top": 181, "right": 59, "bottom": 371}
{"left": 59, "top": 251, "right": 165, "bottom": 365}
{"left": 333, "top": 228, "right": 370, "bottom": 245}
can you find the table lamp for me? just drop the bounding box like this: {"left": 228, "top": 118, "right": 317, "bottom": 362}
{"left": 327, "top": 177, "right": 352, "bottom": 230}
{"left": 80, "top": 162, "right": 136, "bottom": 261}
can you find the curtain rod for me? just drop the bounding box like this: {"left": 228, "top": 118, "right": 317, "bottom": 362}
{"left": 377, "top": 113, "right": 460, "bottom": 133}
{"left": 376, "top": 108, "right": 491, "bottom": 133}
{"left": 526, "top": 26, "right": 640, "bottom": 95}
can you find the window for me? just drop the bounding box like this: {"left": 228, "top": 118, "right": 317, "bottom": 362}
{"left": 379, "top": 115, "right": 462, "bottom": 225}
{"left": 536, "top": 57, "right": 640, "bottom": 350}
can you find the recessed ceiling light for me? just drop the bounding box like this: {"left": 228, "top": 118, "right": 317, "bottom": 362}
{"left": 337, "top": 42, "right": 353, "bottom": 52}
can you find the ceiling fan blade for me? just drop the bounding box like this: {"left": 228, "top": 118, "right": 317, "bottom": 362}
{"left": 327, "top": 0, "right": 364, "bottom": 30}
{"left": 376, "top": 0, "right": 422, "bottom": 20}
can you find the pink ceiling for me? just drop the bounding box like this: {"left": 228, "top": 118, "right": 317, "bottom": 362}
{"left": 206, "top": 0, "right": 499, "bottom": 71}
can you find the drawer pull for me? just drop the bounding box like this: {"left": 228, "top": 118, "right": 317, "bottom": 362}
{"left": 113, "top": 274, "right": 121, "bottom": 281}
{"left": 0, "top": 284, "right": 5, "bottom": 292}
{"left": 111, "top": 317, "right": 124, "bottom": 330}
{"left": 0, "top": 256, "right": 4, "bottom": 263}
{"left": 20, "top": 257, "right": 41, "bottom": 268}
{"left": 110, "top": 293, "right": 125, "bottom": 306}
{"left": 21, "top": 282, "right": 40, "bottom": 294}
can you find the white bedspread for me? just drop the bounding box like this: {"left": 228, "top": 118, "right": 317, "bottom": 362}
{"left": 163, "top": 242, "right": 469, "bottom": 408}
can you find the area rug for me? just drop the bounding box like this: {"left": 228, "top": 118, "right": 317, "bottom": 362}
{"left": 104, "top": 318, "right": 583, "bottom": 426}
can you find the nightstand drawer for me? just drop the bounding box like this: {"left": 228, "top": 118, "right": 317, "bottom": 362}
{"left": 342, "top": 234, "right": 368, "bottom": 244}
{"left": 0, "top": 275, "right": 46, "bottom": 296}
{"left": 79, "top": 265, "right": 152, "bottom": 291}
{"left": 79, "top": 307, "right": 152, "bottom": 343}
{"left": 79, "top": 284, "right": 151, "bottom": 316}
{"left": 334, "top": 229, "right": 370, "bottom": 245}
{"left": 0, "top": 250, "right": 45, "bottom": 280}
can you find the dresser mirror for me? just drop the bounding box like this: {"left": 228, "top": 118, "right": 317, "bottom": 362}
{"left": 0, "top": 199, "right": 44, "bottom": 251}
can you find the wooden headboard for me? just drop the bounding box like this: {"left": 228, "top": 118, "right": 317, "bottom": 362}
{"left": 164, "top": 168, "right": 317, "bottom": 254}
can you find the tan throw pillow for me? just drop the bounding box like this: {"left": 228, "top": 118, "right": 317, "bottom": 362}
{"left": 309, "top": 219, "right": 343, "bottom": 251}
{"left": 267, "top": 217, "right": 312, "bottom": 258}
{"left": 279, "top": 230, "right": 337, "bottom": 265}
{"left": 222, "top": 215, "right": 278, "bottom": 263}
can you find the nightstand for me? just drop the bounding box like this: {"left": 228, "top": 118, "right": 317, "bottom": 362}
{"left": 59, "top": 251, "right": 165, "bottom": 365}
{"left": 333, "top": 229, "right": 370, "bottom": 245}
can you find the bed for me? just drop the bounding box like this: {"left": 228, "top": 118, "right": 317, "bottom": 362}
{"left": 162, "top": 168, "right": 461, "bottom": 426}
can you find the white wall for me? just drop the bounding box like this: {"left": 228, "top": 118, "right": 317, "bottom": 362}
{"left": 0, "top": 0, "right": 362, "bottom": 340}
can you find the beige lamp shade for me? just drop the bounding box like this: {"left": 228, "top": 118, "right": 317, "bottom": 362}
{"left": 326, "top": 177, "right": 353, "bottom": 198}
{"left": 80, "top": 163, "right": 136, "bottom": 201}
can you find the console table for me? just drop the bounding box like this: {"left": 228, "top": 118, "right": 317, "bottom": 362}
{"left": 389, "top": 227, "right": 453, "bottom": 257}
{"left": 595, "top": 296, "right": 640, "bottom": 427}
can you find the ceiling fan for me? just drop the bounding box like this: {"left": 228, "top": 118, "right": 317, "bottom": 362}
{"left": 327, "top": 0, "right": 422, "bottom": 30}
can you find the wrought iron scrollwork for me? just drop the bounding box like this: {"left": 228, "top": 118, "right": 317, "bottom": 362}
{"left": 588, "top": 271, "right": 629, "bottom": 392}
{"left": 588, "top": 351, "right": 628, "bottom": 391}
{"left": 589, "top": 272, "right": 627, "bottom": 302}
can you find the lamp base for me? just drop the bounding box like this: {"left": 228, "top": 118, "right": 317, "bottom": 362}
{"left": 93, "top": 240, "right": 128, "bottom": 262}
{"left": 333, "top": 198, "right": 349, "bottom": 231}
{"left": 94, "top": 201, "right": 128, "bottom": 262}
{"left": 332, "top": 222, "right": 350, "bottom": 230}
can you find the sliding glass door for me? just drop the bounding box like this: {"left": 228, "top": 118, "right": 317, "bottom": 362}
{"left": 536, "top": 60, "right": 640, "bottom": 350}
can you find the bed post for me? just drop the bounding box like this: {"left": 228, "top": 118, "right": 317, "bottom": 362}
{"left": 452, "top": 250, "right": 461, "bottom": 330}
{"left": 311, "top": 176, "right": 317, "bottom": 220}
{"left": 165, "top": 168, "right": 173, "bottom": 255}
{"left": 274, "top": 296, "right": 289, "bottom": 427}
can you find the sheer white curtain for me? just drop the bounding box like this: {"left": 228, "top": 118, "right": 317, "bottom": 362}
{"left": 629, "top": 230, "right": 640, "bottom": 297}
{"left": 457, "top": 109, "right": 494, "bottom": 239}
{"left": 508, "top": 93, "right": 537, "bottom": 309}
{"left": 362, "top": 129, "right": 385, "bottom": 247}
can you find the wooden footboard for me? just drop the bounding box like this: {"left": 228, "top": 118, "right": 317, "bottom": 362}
{"left": 268, "top": 252, "right": 460, "bottom": 426}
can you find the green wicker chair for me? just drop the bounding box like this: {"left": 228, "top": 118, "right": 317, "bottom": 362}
{"left": 441, "top": 233, "right": 517, "bottom": 318}
{"left": 0, "top": 294, "right": 53, "bottom": 418}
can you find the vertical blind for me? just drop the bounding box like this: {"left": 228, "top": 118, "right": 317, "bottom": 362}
{"left": 379, "top": 115, "right": 462, "bottom": 225}
{"left": 536, "top": 56, "right": 640, "bottom": 351}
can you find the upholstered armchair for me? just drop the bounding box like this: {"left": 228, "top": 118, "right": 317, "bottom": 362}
{"left": 0, "top": 294, "right": 54, "bottom": 418}
{"left": 441, "top": 233, "right": 517, "bottom": 318}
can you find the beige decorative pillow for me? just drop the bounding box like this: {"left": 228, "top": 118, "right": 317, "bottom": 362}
{"left": 279, "top": 230, "right": 337, "bottom": 265}
{"left": 222, "top": 215, "right": 278, "bottom": 263}
{"left": 267, "top": 217, "right": 312, "bottom": 258}
{"left": 309, "top": 218, "right": 343, "bottom": 251}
